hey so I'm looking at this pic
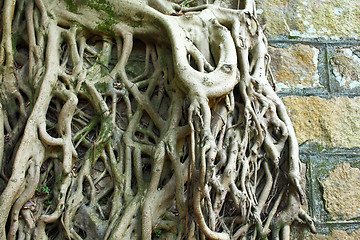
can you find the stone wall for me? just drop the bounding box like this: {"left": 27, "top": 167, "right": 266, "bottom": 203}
{"left": 254, "top": 0, "right": 360, "bottom": 238}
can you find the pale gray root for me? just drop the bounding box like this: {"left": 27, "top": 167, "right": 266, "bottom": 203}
{"left": 0, "top": 0, "right": 315, "bottom": 239}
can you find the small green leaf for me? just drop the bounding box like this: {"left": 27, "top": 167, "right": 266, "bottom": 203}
{"left": 42, "top": 185, "right": 50, "bottom": 195}
{"left": 154, "top": 229, "right": 162, "bottom": 237}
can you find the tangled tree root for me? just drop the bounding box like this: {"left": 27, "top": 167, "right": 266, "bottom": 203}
{"left": 0, "top": 0, "right": 316, "bottom": 239}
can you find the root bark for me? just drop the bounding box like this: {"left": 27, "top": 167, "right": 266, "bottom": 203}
{"left": 0, "top": 0, "right": 315, "bottom": 239}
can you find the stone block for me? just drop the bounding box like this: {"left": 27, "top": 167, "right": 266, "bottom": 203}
{"left": 304, "top": 153, "right": 360, "bottom": 231}
{"left": 282, "top": 96, "right": 360, "bottom": 148}
{"left": 255, "top": 0, "right": 360, "bottom": 39}
{"left": 320, "top": 163, "right": 360, "bottom": 220}
{"left": 269, "top": 44, "right": 321, "bottom": 91}
{"left": 330, "top": 47, "right": 360, "bottom": 92}
{"left": 307, "top": 228, "right": 360, "bottom": 240}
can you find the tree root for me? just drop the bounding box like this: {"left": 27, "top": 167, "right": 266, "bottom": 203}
{"left": 0, "top": 0, "right": 315, "bottom": 239}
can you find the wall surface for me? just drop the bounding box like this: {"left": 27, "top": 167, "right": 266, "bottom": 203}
{"left": 253, "top": 0, "right": 360, "bottom": 238}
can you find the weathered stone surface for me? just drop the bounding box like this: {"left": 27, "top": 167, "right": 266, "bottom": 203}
{"left": 255, "top": 0, "right": 360, "bottom": 39}
{"left": 307, "top": 228, "right": 360, "bottom": 240}
{"left": 320, "top": 163, "right": 360, "bottom": 220}
{"left": 269, "top": 44, "right": 321, "bottom": 91}
{"left": 330, "top": 47, "right": 360, "bottom": 90}
{"left": 282, "top": 96, "right": 360, "bottom": 148}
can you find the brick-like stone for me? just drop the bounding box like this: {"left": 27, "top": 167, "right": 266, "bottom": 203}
{"left": 330, "top": 47, "right": 360, "bottom": 91}
{"left": 282, "top": 96, "right": 360, "bottom": 148}
{"left": 307, "top": 228, "right": 360, "bottom": 240}
{"left": 320, "top": 163, "right": 360, "bottom": 220}
{"left": 269, "top": 44, "right": 321, "bottom": 91}
{"left": 255, "top": 0, "right": 360, "bottom": 39}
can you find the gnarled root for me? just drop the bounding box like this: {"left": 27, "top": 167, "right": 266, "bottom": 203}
{"left": 0, "top": 0, "right": 314, "bottom": 239}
